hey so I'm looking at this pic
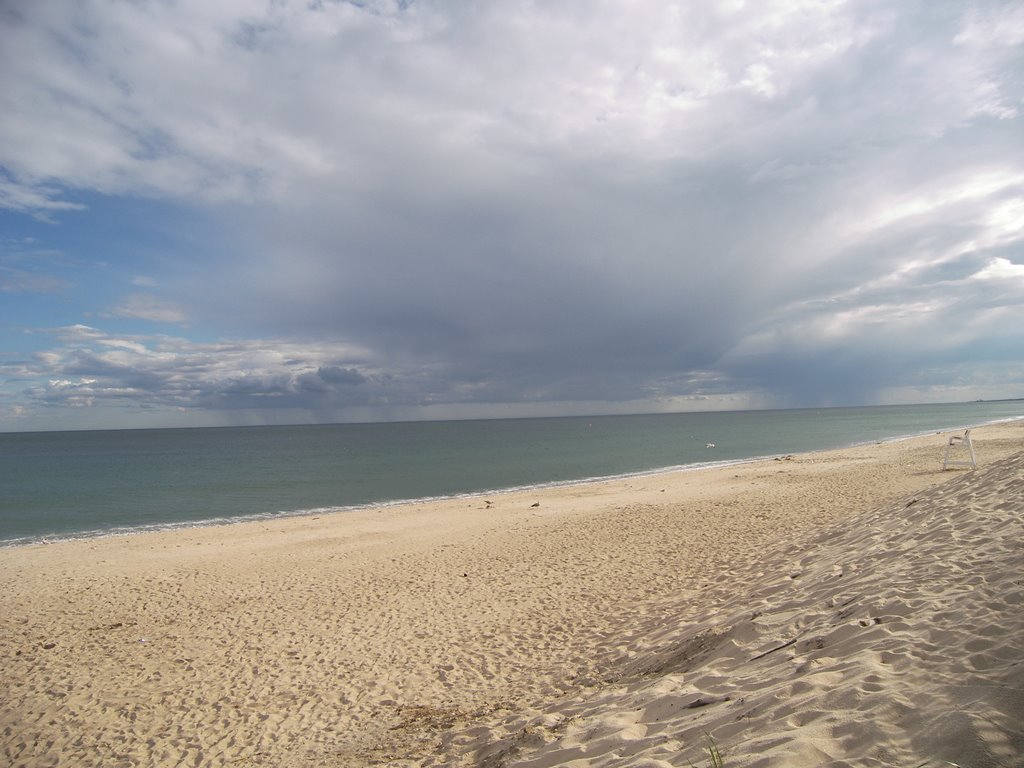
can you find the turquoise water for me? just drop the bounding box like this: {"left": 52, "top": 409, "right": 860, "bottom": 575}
{"left": 1, "top": 401, "right": 1021, "bottom": 546}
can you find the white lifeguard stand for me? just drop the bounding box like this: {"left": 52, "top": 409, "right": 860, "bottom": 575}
{"left": 942, "top": 429, "right": 976, "bottom": 470}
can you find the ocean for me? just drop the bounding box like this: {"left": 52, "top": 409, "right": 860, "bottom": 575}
{"left": 1, "top": 401, "right": 1022, "bottom": 547}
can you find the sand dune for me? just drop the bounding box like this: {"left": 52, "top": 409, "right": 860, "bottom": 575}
{"left": 435, "top": 451, "right": 1024, "bottom": 767}
{"left": 1, "top": 423, "right": 1022, "bottom": 767}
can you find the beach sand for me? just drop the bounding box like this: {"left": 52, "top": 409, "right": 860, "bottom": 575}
{"left": 1, "top": 423, "right": 1022, "bottom": 767}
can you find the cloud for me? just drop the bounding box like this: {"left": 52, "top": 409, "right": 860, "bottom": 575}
{"left": 2, "top": 326, "right": 388, "bottom": 416}
{"left": 104, "top": 294, "right": 189, "bottom": 324}
{"left": 0, "top": 176, "right": 87, "bottom": 218}
{"left": 0, "top": 237, "right": 73, "bottom": 294}
{"left": 0, "top": 265, "right": 68, "bottom": 294}
{"left": 972, "top": 257, "right": 1024, "bottom": 282}
{"left": 5, "top": 1, "right": 988, "bottom": 209}
{"left": 1, "top": 1, "right": 1022, "bottom": 428}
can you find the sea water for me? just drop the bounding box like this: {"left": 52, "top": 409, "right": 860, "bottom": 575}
{"left": 1, "top": 401, "right": 1021, "bottom": 546}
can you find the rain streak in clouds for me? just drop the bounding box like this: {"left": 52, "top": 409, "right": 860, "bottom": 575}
{"left": 1, "top": 0, "right": 1023, "bottom": 430}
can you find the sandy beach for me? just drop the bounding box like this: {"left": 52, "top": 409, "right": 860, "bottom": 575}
{"left": 2, "top": 422, "right": 1022, "bottom": 767}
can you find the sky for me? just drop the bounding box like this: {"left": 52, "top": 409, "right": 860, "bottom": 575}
{"left": 1, "top": 0, "right": 1023, "bottom": 432}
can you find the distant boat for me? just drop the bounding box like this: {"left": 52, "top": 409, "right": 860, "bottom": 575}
{"left": 706, "top": 442, "right": 716, "bottom": 448}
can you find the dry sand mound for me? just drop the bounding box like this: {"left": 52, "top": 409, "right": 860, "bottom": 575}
{"left": 434, "top": 454, "right": 1024, "bottom": 767}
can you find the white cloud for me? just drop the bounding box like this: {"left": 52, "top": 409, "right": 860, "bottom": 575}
{"left": 955, "top": 4, "right": 1024, "bottom": 49}
{"left": 853, "top": 172, "right": 1024, "bottom": 235}
{"left": 0, "top": 1, "right": 888, "bottom": 207}
{"left": 104, "top": 294, "right": 189, "bottom": 324}
{"left": 971, "top": 257, "right": 1024, "bottom": 282}
{"left": 0, "top": 177, "right": 86, "bottom": 216}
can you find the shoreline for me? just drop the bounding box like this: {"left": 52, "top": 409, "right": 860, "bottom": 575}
{"left": 2, "top": 422, "right": 1022, "bottom": 766}
{"left": 5, "top": 414, "right": 1021, "bottom": 551}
